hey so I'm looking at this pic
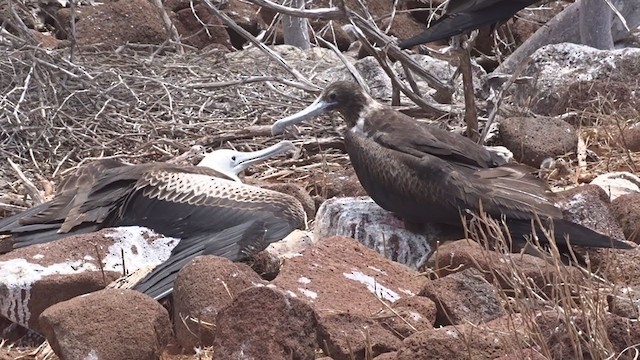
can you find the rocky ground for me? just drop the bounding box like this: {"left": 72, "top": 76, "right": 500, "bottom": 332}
{"left": 2, "top": 0, "right": 640, "bottom": 359}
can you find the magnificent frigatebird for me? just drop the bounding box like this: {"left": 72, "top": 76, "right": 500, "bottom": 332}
{"left": 398, "top": 0, "right": 538, "bottom": 49}
{"left": 271, "top": 81, "right": 633, "bottom": 253}
{"left": 0, "top": 141, "right": 307, "bottom": 299}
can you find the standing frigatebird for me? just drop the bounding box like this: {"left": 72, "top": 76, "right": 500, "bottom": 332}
{"left": 271, "top": 81, "right": 634, "bottom": 253}
{"left": 0, "top": 141, "right": 307, "bottom": 299}
{"left": 398, "top": 0, "right": 539, "bottom": 49}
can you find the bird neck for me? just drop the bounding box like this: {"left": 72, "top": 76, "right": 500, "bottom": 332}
{"left": 340, "top": 95, "right": 381, "bottom": 129}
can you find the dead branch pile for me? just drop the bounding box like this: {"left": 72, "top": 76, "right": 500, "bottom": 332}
{"left": 0, "top": 43, "right": 351, "bottom": 214}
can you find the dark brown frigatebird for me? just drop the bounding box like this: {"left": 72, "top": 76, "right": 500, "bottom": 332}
{"left": 0, "top": 141, "right": 307, "bottom": 299}
{"left": 271, "top": 81, "right": 634, "bottom": 253}
{"left": 398, "top": 0, "right": 539, "bottom": 49}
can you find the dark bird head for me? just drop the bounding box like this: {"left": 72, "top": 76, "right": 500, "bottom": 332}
{"left": 271, "top": 81, "right": 373, "bottom": 135}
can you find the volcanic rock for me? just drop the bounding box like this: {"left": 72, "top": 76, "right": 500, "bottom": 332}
{"left": 212, "top": 285, "right": 318, "bottom": 360}
{"left": 0, "top": 227, "right": 178, "bottom": 332}
{"left": 172, "top": 255, "right": 263, "bottom": 351}
{"left": 39, "top": 289, "right": 171, "bottom": 360}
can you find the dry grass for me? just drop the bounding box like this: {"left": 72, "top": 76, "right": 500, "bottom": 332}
{"left": 444, "top": 211, "right": 638, "bottom": 359}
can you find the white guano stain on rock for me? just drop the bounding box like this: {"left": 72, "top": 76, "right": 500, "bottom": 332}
{"left": 343, "top": 271, "right": 400, "bottom": 302}
{"left": 103, "top": 226, "right": 179, "bottom": 274}
{"left": 298, "top": 288, "right": 317, "bottom": 300}
{"left": 0, "top": 226, "right": 178, "bottom": 328}
{"left": 0, "top": 258, "right": 99, "bottom": 327}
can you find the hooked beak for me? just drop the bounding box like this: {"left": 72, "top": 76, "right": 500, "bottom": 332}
{"left": 271, "top": 98, "right": 335, "bottom": 135}
{"left": 233, "top": 140, "right": 297, "bottom": 173}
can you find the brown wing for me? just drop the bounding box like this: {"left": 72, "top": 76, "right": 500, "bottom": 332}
{"left": 368, "top": 109, "right": 501, "bottom": 168}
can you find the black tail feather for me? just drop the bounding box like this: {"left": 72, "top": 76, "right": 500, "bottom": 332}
{"left": 506, "top": 218, "right": 634, "bottom": 250}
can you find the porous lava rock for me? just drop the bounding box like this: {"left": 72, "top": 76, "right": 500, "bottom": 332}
{"left": 0, "top": 227, "right": 177, "bottom": 332}
{"left": 426, "top": 239, "right": 585, "bottom": 299}
{"left": 420, "top": 268, "right": 506, "bottom": 326}
{"left": 57, "top": 0, "right": 167, "bottom": 46}
{"left": 511, "top": 44, "right": 640, "bottom": 115}
{"left": 212, "top": 285, "right": 318, "bottom": 360}
{"left": 377, "top": 296, "right": 436, "bottom": 338}
{"left": 396, "top": 316, "right": 527, "bottom": 359}
{"left": 172, "top": 255, "right": 263, "bottom": 351}
{"left": 318, "top": 313, "right": 402, "bottom": 360}
{"left": 272, "top": 236, "right": 427, "bottom": 358}
{"left": 499, "top": 116, "right": 576, "bottom": 168}
{"left": 171, "top": 4, "right": 233, "bottom": 50}
{"left": 535, "top": 311, "right": 640, "bottom": 359}
{"left": 39, "top": 289, "right": 171, "bottom": 360}
{"left": 611, "top": 193, "right": 640, "bottom": 243}
{"left": 608, "top": 286, "right": 640, "bottom": 319}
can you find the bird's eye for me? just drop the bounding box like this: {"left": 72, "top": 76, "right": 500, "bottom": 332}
{"left": 329, "top": 93, "right": 337, "bottom": 101}
{"left": 231, "top": 156, "right": 237, "bottom": 162}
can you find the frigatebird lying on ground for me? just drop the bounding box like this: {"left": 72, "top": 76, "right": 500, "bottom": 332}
{"left": 398, "top": 0, "right": 538, "bottom": 49}
{"left": 0, "top": 141, "right": 306, "bottom": 299}
{"left": 271, "top": 81, "right": 633, "bottom": 254}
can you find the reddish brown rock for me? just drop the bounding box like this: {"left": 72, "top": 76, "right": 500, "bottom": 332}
{"left": 535, "top": 311, "right": 640, "bottom": 359}
{"left": 0, "top": 227, "right": 177, "bottom": 332}
{"left": 309, "top": 167, "right": 367, "bottom": 200}
{"left": 272, "top": 236, "right": 426, "bottom": 358}
{"left": 611, "top": 193, "right": 640, "bottom": 243}
{"left": 172, "top": 256, "right": 263, "bottom": 352}
{"left": 171, "top": 4, "right": 233, "bottom": 50}
{"left": 30, "top": 30, "right": 60, "bottom": 49}
{"left": 600, "top": 246, "right": 640, "bottom": 285}
{"left": 57, "top": 0, "right": 168, "bottom": 46}
{"left": 621, "top": 123, "right": 640, "bottom": 152}
{"left": 420, "top": 268, "right": 506, "bottom": 326}
{"left": 510, "top": 2, "right": 568, "bottom": 48}
{"left": 494, "top": 348, "right": 549, "bottom": 360}
{"left": 427, "top": 239, "right": 585, "bottom": 298}
{"left": 318, "top": 313, "right": 402, "bottom": 359}
{"left": 39, "top": 289, "right": 171, "bottom": 360}
{"left": 396, "top": 316, "right": 527, "bottom": 360}
{"left": 500, "top": 117, "right": 577, "bottom": 168}
{"left": 376, "top": 295, "right": 436, "bottom": 339}
{"left": 212, "top": 285, "right": 318, "bottom": 360}
{"left": 272, "top": 236, "right": 426, "bottom": 310}
{"left": 373, "top": 352, "right": 398, "bottom": 360}
{"left": 221, "top": 0, "right": 266, "bottom": 48}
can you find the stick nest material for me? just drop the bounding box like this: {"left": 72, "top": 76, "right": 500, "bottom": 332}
{"left": 0, "top": 43, "right": 349, "bottom": 215}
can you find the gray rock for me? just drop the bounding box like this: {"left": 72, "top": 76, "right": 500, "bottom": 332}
{"left": 314, "top": 197, "right": 464, "bottom": 269}
{"left": 510, "top": 43, "right": 640, "bottom": 115}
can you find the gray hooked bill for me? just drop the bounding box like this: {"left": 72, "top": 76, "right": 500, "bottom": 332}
{"left": 271, "top": 98, "right": 335, "bottom": 135}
